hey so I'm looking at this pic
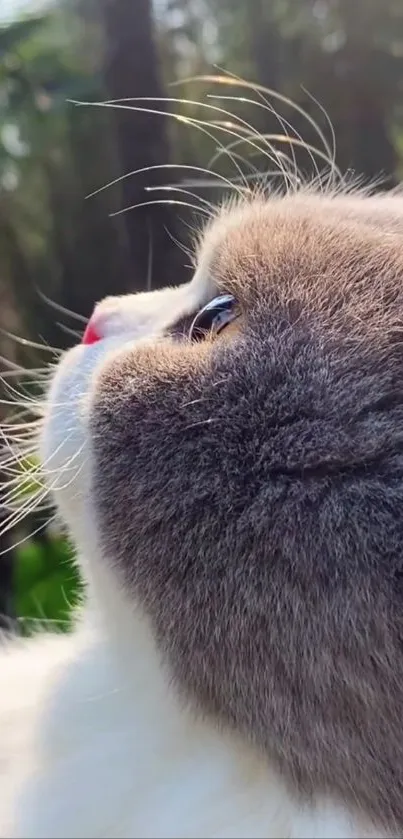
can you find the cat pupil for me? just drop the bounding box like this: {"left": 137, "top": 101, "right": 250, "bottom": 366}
{"left": 189, "top": 294, "right": 238, "bottom": 341}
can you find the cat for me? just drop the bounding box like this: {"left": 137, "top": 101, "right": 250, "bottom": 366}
{"left": 2, "top": 170, "right": 403, "bottom": 836}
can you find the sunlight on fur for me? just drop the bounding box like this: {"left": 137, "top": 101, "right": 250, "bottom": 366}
{"left": 1, "top": 75, "right": 402, "bottom": 838}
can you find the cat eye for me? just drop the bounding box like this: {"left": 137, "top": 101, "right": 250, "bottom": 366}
{"left": 188, "top": 294, "right": 240, "bottom": 342}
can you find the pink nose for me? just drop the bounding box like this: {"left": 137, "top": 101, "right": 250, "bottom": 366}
{"left": 82, "top": 320, "right": 101, "bottom": 345}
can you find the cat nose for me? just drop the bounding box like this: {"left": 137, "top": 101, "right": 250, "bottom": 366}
{"left": 82, "top": 315, "right": 102, "bottom": 345}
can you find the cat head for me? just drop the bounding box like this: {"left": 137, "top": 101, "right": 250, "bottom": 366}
{"left": 35, "top": 188, "right": 403, "bottom": 833}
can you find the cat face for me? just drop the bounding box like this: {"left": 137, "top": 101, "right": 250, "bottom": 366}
{"left": 41, "top": 191, "right": 403, "bottom": 833}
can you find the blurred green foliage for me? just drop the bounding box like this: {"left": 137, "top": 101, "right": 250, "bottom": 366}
{"left": 9, "top": 455, "right": 81, "bottom": 633}
{"left": 1, "top": 0, "right": 403, "bottom": 633}
{"left": 15, "top": 535, "right": 82, "bottom": 635}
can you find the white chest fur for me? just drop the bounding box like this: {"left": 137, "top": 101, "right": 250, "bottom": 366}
{"left": 0, "top": 574, "right": 384, "bottom": 839}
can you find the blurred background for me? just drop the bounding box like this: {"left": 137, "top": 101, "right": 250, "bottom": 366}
{"left": 1, "top": 0, "right": 403, "bottom": 635}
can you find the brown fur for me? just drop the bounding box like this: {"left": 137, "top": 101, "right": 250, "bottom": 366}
{"left": 90, "top": 191, "right": 403, "bottom": 832}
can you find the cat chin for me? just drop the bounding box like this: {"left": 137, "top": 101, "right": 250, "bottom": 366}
{"left": 40, "top": 335, "right": 129, "bottom": 532}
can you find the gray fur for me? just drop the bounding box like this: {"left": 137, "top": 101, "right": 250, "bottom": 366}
{"left": 90, "top": 193, "right": 403, "bottom": 831}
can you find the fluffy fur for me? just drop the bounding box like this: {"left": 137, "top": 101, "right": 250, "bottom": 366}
{"left": 1, "top": 188, "right": 403, "bottom": 838}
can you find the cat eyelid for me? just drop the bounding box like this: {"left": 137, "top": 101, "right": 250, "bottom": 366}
{"left": 188, "top": 294, "right": 240, "bottom": 342}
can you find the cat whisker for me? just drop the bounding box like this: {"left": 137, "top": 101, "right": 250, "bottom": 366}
{"left": 208, "top": 94, "right": 316, "bottom": 188}
{"left": 35, "top": 286, "right": 88, "bottom": 325}
{"left": 0, "top": 367, "right": 49, "bottom": 380}
{"left": 163, "top": 225, "right": 194, "bottom": 265}
{"left": 50, "top": 454, "right": 87, "bottom": 494}
{"left": 301, "top": 85, "right": 337, "bottom": 179}
{"left": 110, "top": 198, "right": 213, "bottom": 220}
{"left": 175, "top": 72, "right": 337, "bottom": 174}
{"left": 86, "top": 163, "right": 245, "bottom": 202}
{"left": 184, "top": 417, "right": 218, "bottom": 431}
{"left": 208, "top": 130, "right": 338, "bottom": 189}
{"left": 56, "top": 322, "right": 83, "bottom": 342}
{"left": 70, "top": 98, "right": 271, "bottom": 193}
{"left": 210, "top": 66, "right": 328, "bottom": 188}
{"left": 144, "top": 185, "right": 216, "bottom": 215}
{"left": 0, "top": 512, "right": 58, "bottom": 558}
{"left": 0, "top": 327, "right": 61, "bottom": 356}
{"left": 0, "top": 486, "right": 51, "bottom": 537}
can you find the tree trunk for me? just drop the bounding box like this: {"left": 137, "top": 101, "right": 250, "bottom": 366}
{"left": 101, "top": 0, "right": 190, "bottom": 291}
{"left": 249, "top": 0, "right": 282, "bottom": 96}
